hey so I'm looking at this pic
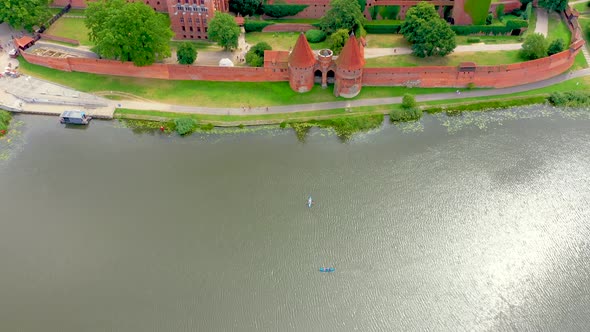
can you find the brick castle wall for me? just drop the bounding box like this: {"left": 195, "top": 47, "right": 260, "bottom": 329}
{"left": 21, "top": 53, "right": 290, "bottom": 82}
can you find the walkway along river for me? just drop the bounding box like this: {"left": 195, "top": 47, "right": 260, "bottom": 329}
{"left": 1, "top": 106, "right": 590, "bottom": 331}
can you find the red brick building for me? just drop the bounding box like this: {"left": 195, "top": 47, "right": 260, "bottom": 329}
{"left": 52, "top": 0, "right": 229, "bottom": 40}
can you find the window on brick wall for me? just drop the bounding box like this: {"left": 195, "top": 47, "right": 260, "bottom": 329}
{"left": 182, "top": 26, "right": 185, "bottom": 31}
{"left": 180, "top": 17, "right": 184, "bottom": 23}
{"left": 189, "top": 27, "right": 193, "bottom": 31}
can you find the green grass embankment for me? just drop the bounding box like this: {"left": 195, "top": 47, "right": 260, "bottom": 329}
{"left": 0, "top": 111, "right": 12, "bottom": 136}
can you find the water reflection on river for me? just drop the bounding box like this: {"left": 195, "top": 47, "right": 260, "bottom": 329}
{"left": 1, "top": 106, "right": 589, "bottom": 332}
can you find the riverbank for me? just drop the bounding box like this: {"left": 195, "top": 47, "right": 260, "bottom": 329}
{"left": 0, "top": 110, "right": 11, "bottom": 136}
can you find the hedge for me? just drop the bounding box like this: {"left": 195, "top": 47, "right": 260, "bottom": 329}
{"left": 262, "top": 4, "right": 308, "bottom": 18}
{"left": 451, "top": 25, "right": 513, "bottom": 35}
{"left": 305, "top": 29, "right": 327, "bottom": 43}
{"left": 364, "top": 23, "right": 402, "bottom": 34}
{"left": 244, "top": 20, "right": 274, "bottom": 32}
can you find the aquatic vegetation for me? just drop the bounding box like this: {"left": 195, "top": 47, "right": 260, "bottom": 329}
{"left": 548, "top": 91, "right": 590, "bottom": 107}
{"left": 0, "top": 120, "right": 24, "bottom": 161}
{"left": 174, "top": 117, "right": 198, "bottom": 136}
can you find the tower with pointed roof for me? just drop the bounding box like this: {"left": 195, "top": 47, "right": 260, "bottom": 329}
{"left": 288, "top": 33, "right": 317, "bottom": 93}
{"left": 334, "top": 33, "right": 365, "bottom": 98}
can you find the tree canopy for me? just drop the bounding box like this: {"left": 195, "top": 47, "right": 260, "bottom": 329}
{"left": 229, "top": 0, "right": 262, "bottom": 17}
{"left": 401, "top": 3, "right": 456, "bottom": 57}
{"left": 85, "top": 0, "right": 173, "bottom": 66}
{"left": 208, "top": 12, "right": 241, "bottom": 51}
{"left": 0, "top": 0, "right": 51, "bottom": 31}
{"left": 538, "top": 0, "right": 568, "bottom": 12}
{"left": 245, "top": 42, "right": 271, "bottom": 67}
{"left": 320, "top": 0, "right": 365, "bottom": 35}
{"left": 328, "top": 29, "right": 350, "bottom": 54}
{"left": 177, "top": 42, "right": 198, "bottom": 65}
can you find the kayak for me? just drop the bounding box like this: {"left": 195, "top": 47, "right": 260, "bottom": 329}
{"left": 319, "top": 267, "right": 335, "bottom": 272}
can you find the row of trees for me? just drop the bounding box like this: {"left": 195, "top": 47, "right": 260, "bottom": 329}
{"left": 0, "top": 0, "right": 51, "bottom": 31}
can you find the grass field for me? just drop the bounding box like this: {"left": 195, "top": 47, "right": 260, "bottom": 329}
{"left": 246, "top": 32, "right": 330, "bottom": 51}
{"left": 18, "top": 56, "right": 470, "bottom": 107}
{"left": 573, "top": 1, "right": 590, "bottom": 13}
{"left": 547, "top": 12, "right": 572, "bottom": 45}
{"left": 44, "top": 18, "right": 92, "bottom": 46}
{"left": 365, "top": 50, "right": 523, "bottom": 67}
{"left": 464, "top": 0, "right": 493, "bottom": 25}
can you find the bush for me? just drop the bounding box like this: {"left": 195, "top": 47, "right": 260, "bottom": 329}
{"left": 390, "top": 108, "right": 423, "bottom": 122}
{"left": 486, "top": 13, "right": 493, "bottom": 25}
{"left": 451, "top": 25, "right": 512, "bottom": 35}
{"left": 377, "top": 5, "right": 400, "bottom": 19}
{"left": 328, "top": 29, "right": 349, "bottom": 54}
{"left": 364, "top": 23, "right": 401, "bottom": 34}
{"left": 305, "top": 29, "right": 327, "bottom": 43}
{"left": 246, "top": 41, "right": 271, "bottom": 67}
{"left": 174, "top": 117, "right": 197, "bottom": 135}
{"left": 506, "top": 19, "right": 528, "bottom": 29}
{"left": 496, "top": 4, "right": 505, "bottom": 21}
{"left": 244, "top": 20, "right": 273, "bottom": 32}
{"left": 0, "top": 110, "right": 11, "bottom": 135}
{"left": 466, "top": 37, "right": 481, "bottom": 43}
{"left": 262, "top": 4, "right": 307, "bottom": 18}
{"left": 401, "top": 94, "right": 417, "bottom": 109}
{"left": 548, "top": 38, "right": 565, "bottom": 56}
{"left": 245, "top": 52, "right": 263, "bottom": 67}
{"left": 520, "top": 33, "right": 547, "bottom": 60}
{"left": 548, "top": 91, "right": 590, "bottom": 107}
{"left": 176, "top": 42, "right": 197, "bottom": 65}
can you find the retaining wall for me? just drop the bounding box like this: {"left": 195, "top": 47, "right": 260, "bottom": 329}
{"left": 38, "top": 33, "right": 80, "bottom": 46}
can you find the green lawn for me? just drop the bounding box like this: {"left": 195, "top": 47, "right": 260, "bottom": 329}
{"left": 18, "top": 56, "right": 468, "bottom": 107}
{"left": 455, "top": 35, "right": 522, "bottom": 45}
{"left": 169, "top": 40, "right": 221, "bottom": 51}
{"left": 365, "top": 50, "right": 524, "bottom": 68}
{"left": 573, "top": 1, "right": 590, "bottom": 13}
{"left": 547, "top": 12, "right": 571, "bottom": 45}
{"left": 44, "top": 17, "right": 92, "bottom": 46}
{"left": 246, "top": 32, "right": 330, "bottom": 51}
{"left": 364, "top": 34, "right": 409, "bottom": 48}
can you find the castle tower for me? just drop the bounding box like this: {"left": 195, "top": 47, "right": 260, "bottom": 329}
{"left": 288, "top": 33, "right": 317, "bottom": 93}
{"left": 334, "top": 33, "right": 365, "bottom": 98}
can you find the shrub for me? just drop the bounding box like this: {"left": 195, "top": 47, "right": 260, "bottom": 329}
{"left": 390, "top": 108, "right": 423, "bottom": 122}
{"left": 486, "top": 13, "right": 493, "bottom": 25}
{"left": 401, "top": 94, "right": 417, "bottom": 109}
{"left": 506, "top": 19, "right": 528, "bottom": 29}
{"left": 262, "top": 4, "right": 307, "bottom": 18}
{"left": 245, "top": 52, "right": 263, "bottom": 67}
{"left": 200, "top": 123, "right": 214, "bottom": 131}
{"left": 176, "top": 42, "right": 197, "bottom": 65}
{"left": 244, "top": 20, "right": 273, "bottom": 32}
{"left": 377, "top": 5, "right": 400, "bottom": 19}
{"left": 451, "top": 25, "right": 512, "bottom": 35}
{"left": 0, "top": 110, "right": 11, "bottom": 135}
{"left": 496, "top": 4, "right": 505, "bottom": 21}
{"left": 520, "top": 33, "right": 547, "bottom": 60}
{"left": 364, "top": 23, "right": 401, "bottom": 34}
{"left": 548, "top": 38, "right": 565, "bottom": 56}
{"left": 305, "top": 29, "right": 327, "bottom": 43}
{"left": 466, "top": 37, "right": 481, "bottom": 43}
{"left": 548, "top": 91, "right": 590, "bottom": 107}
{"left": 174, "top": 117, "right": 197, "bottom": 135}
{"left": 328, "top": 29, "right": 349, "bottom": 54}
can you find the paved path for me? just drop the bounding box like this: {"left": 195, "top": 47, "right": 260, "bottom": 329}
{"left": 535, "top": 9, "right": 549, "bottom": 37}
{"left": 570, "top": 0, "right": 589, "bottom": 5}
{"left": 112, "top": 68, "right": 590, "bottom": 116}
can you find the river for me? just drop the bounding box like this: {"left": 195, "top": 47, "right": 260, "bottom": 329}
{"left": 1, "top": 106, "right": 589, "bottom": 332}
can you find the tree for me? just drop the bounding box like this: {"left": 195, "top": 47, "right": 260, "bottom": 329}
{"left": 0, "top": 0, "right": 51, "bottom": 31}
{"left": 320, "top": 0, "right": 365, "bottom": 35}
{"left": 85, "top": 0, "right": 173, "bottom": 66}
{"left": 208, "top": 12, "right": 241, "bottom": 51}
{"left": 548, "top": 38, "right": 565, "bottom": 55}
{"left": 177, "top": 42, "right": 198, "bottom": 65}
{"left": 246, "top": 42, "right": 271, "bottom": 67}
{"left": 538, "top": 0, "right": 568, "bottom": 12}
{"left": 328, "top": 29, "right": 349, "bottom": 54}
{"left": 496, "top": 4, "right": 505, "bottom": 21}
{"left": 401, "top": 3, "right": 456, "bottom": 58}
{"left": 521, "top": 33, "right": 548, "bottom": 59}
{"left": 400, "top": 2, "right": 440, "bottom": 44}
{"left": 229, "top": 0, "right": 262, "bottom": 16}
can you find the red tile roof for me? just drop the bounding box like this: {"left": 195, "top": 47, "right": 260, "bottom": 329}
{"left": 288, "top": 33, "right": 316, "bottom": 68}
{"left": 15, "top": 36, "right": 35, "bottom": 49}
{"left": 336, "top": 34, "right": 365, "bottom": 70}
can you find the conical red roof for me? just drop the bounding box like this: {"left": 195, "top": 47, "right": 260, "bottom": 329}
{"left": 336, "top": 33, "right": 365, "bottom": 70}
{"left": 288, "top": 33, "right": 316, "bottom": 68}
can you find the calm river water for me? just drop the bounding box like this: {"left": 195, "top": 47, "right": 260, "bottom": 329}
{"left": 1, "top": 107, "right": 590, "bottom": 332}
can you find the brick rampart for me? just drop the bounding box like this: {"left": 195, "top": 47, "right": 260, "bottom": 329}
{"left": 21, "top": 52, "right": 290, "bottom": 82}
